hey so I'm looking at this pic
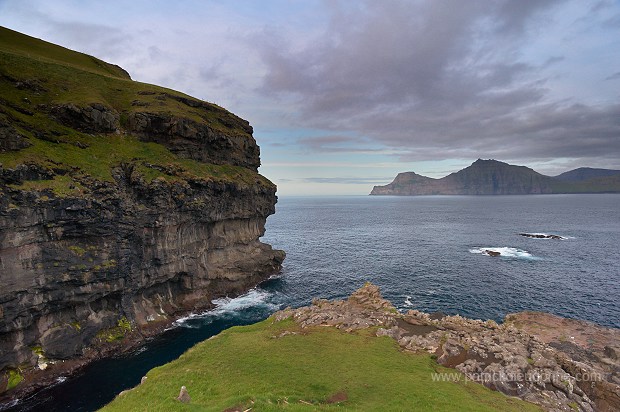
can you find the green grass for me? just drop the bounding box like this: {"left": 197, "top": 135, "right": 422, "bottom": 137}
{"left": 0, "top": 43, "right": 249, "bottom": 136}
{"left": 101, "top": 318, "right": 541, "bottom": 412}
{"left": 0, "top": 26, "right": 130, "bottom": 79}
{"left": 6, "top": 369, "right": 23, "bottom": 391}
{"left": 1, "top": 26, "right": 271, "bottom": 195}
{"left": 96, "top": 317, "right": 133, "bottom": 343}
{"left": 0, "top": 132, "right": 271, "bottom": 196}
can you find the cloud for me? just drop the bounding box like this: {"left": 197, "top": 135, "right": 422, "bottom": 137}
{"left": 296, "top": 134, "right": 384, "bottom": 153}
{"left": 1, "top": 0, "right": 618, "bottom": 185}
{"left": 280, "top": 177, "right": 395, "bottom": 185}
{"left": 252, "top": 0, "right": 620, "bottom": 164}
{"left": 606, "top": 71, "right": 620, "bottom": 80}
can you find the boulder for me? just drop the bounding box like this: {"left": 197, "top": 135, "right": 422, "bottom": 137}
{"left": 177, "top": 386, "right": 190, "bottom": 403}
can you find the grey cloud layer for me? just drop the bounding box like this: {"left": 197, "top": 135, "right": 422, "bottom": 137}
{"left": 254, "top": 0, "right": 620, "bottom": 163}
{"left": 2, "top": 0, "right": 618, "bottom": 169}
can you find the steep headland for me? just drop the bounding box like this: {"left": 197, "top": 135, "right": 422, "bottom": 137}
{"left": 371, "top": 159, "right": 620, "bottom": 195}
{"left": 103, "top": 284, "right": 619, "bottom": 412}
{"left": 0, "top": 26, "right": 284, "bottom": 399}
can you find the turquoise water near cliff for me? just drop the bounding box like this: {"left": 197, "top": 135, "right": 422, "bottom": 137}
{"left": 5, "top": 194, "right": 620, "bottom": 411}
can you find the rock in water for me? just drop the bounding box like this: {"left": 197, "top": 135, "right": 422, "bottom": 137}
{"left": 177, "top": 386, "right": 191, "bottom": 403}
{"left": 519, "top": 233, "right": 564, "bottom": 239}
{"left": 483, "top": 250, "right": 501, "bottom": 257}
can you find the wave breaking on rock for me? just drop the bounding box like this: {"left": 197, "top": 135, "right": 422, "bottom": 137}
{"left": 469, "top": 247, "right": 538, "bottom": 259}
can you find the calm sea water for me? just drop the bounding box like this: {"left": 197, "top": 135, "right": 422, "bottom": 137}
{"left": 5, "top": 194, "right": 620, "bottom": 411}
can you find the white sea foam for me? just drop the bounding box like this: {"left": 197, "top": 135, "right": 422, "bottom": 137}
{"left": 132, "top": 346, "right": 147, "bottom": 355}
{"left": 469, "top": 247, "right": 539, "bottom": 260}
{"left": 210, "top": 288, "right": 277, "bottom": 314}
{"left": 171, "top": 288, "right": 278, "bottom": 329}
{"left": 404, "top": 296, "right": 414, "bottom": 307}
{"left": 56, "top": 376, "right": 67, "bottom": 383}
{"left": 0, "top": 399, "right": 20, "bottom": 410}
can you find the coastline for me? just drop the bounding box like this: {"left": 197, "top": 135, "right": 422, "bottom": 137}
{"left": 0, "top": 273, "right": 278, "bottom": 410}
{"left": 6, "top": 280, "right": 618, "bottom": 411}
{"left": 102, "top": 283, "right": 620, "bottom": 411}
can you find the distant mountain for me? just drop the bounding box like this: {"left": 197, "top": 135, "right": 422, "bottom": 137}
{"left": 554, "top": 167, "right": 620, "bottom": 182}
{"left": 370, "top": 159, "right": 620, "bottom": 195}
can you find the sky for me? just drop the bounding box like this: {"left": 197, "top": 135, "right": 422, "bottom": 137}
{"left": 1, "top": 0, "right": 619, "bottom": 195}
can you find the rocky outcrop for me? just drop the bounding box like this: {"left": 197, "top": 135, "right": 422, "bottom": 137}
{"left": 274, "top": 284, "right": 620, "bottom": 412}
{"left": 505, "top": 312, "right": 620, "bottom": 412}
{"left": 0, "top": 117, "right": 30, "bottom": 152}
{"left": 483, "top": 249, "right": 501, "bottom": 256}
{"left": 371, "top": 159, "right": 620, "bottom": 195}
{"left": 45, "top": 97, "right": 260, "bottom": 171}
{"left": 50, "top": 103, "right": 120, "bottom": 134}
{"left": 519, "top": 233, "right": 565, "bottom": 240}
{"left": 127, "top": 108, "right": 260, "bottom": 171}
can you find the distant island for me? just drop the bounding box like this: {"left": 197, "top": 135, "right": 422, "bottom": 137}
{"left": 370, "top": 159, "right": 620, "bottom": 195}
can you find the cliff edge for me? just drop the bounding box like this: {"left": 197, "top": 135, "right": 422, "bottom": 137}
{"left": 0, "top": 26, "right": 284, "bottom": 397}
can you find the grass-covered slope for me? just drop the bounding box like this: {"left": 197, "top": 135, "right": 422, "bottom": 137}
{"left": 0, "top": 26, "right": 131, "bottom": 79}
{"left": 0, "top": 26, "right": 270, "bottom": 196}
{"left": 101, "top": 318, "right": 540, "bottom": 412}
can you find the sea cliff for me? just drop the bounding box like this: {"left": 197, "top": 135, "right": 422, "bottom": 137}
{"left": 0, "top": 26, "right": 284, "bottom": 399}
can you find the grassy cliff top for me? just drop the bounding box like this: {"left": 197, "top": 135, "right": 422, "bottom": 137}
{"left": 0, "top": 26, "right": 271, "bottom": 195}
{"left": 101, "top": 317, "right": 540, "bottom": 412}
{"left": 0, "top": 26, "right": 131, "bottom": 80}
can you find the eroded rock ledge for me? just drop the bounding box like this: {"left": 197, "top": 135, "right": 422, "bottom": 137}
{"left": 274, "top": 284, "right": 620, "bottom": 412}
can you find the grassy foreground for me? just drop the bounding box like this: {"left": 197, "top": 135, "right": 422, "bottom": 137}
{"left": 101, "top": 318, "right": 540, "bottom": 411}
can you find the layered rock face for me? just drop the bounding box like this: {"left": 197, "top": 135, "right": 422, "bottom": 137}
{"left": 0, "top": 176, "right": 284, "bottom": 369}
{"left": 0, "top": 26, "right": 284, "bottom": 391}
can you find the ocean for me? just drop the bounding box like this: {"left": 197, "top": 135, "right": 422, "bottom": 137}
{"left": 5, "top": 194, "right": 620, "bottom": 411}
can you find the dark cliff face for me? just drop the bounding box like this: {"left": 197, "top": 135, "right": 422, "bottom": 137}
{"left": 0, "top": 175, "right": 284, "bottom": 369}
{"left": 371, "top": 159, "right": 620, "bottom": 195}
{"left": 0, "top": 26, "right": 284, "bottom": 388}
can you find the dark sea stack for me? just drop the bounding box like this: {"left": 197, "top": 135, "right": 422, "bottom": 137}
{"left": 371, "top": 159, "right": 620, "bottom": 195}
{"left": 0, "top": 26, "right": 284, "bottom": 398}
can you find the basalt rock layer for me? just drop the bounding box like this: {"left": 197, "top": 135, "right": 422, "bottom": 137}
{"left": 0, "top": 26, "right": 284, "bottom": 396}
